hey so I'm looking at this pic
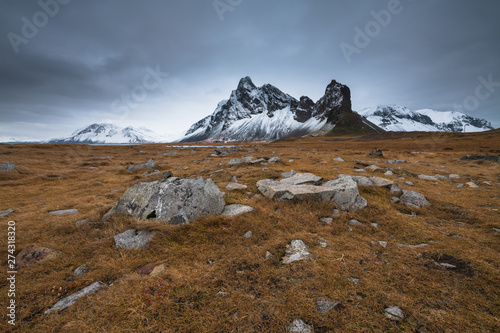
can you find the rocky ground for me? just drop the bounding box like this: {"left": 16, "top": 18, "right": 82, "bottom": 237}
{"left": 0, "top": 130, "right": 499, "bottom": 332}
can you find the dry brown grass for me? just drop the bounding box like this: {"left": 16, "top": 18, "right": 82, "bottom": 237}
{"left": 0, "top": 130, "right": 499, "bottom": 332}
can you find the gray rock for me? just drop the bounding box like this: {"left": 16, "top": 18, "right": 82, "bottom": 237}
{"left": 367, "top": 165, "right": 382, "bottom": 172}
{"left": 461, "top": 154, "right": 500, "bottom": 162}
{"left": 160, "top": 171, "right": 173, "bottom": 179}
{"left": 143, "top": 170, "right": 160, "bottom": 177}
{"left": 332, "top": 209, "right": 340, "bottom": 217}
{"left": 268, "top": 156, "right": 283, "bottom": 164}
{"left": 368, "top": 149, "right": 383, "bottom": 157}
{"left": 390, "top": 197, "right": 400, "bottom": 203}
{"left": 384, "top": 170, "right": 393, "bottom": 176}
{"left": 257, "top": 179, "right": 335, "bottom": 202}
{"left": 281, "top": 170, "right": 297, "bottom": 178}
{"left": 102, "top": 177, "right": 225, "bottom": 224}
{"left": 287, "top": 319, "right": 313, "bottom": 333}
{"left": 322, "top": 175, "right": 368, "bottom": 211}
{"left": 225, "top": 182, "right": 248, "bottom": 191}
{"left": 319, "top": 217, "right": 333, "bottom": 224}
{"left": 385, "top": 159, "right": 406, "bottom": 164}
{"left": 493, "top": 228, "right": 500, "bottom": 232}
{"left": 354, "top": 168, "right": 367, "bottom": 172}
{"left": 369, "top": 176, "right": 394, "bottom": 188}
{"left": 396, "top": 243, "right": 428, "bottom": 248}
{"left": 348, "top": 277, "right": 359, "bottom": 285}
{"left": 333, "top": 157, "right": 345, "bottom": 162}
{"left": 244, "top": 231, "right": 253, "bottom": 239}
{"left": 0, "top": 162, "right": 17, "bottom": 172}
{"left": 280, "top": 173, "right": 323, "bottom": 185}
{"left": 228, "top": 157, "right": 254, "bottom": 166}
{"left": 418, "top": 174, "right": 439, "bottom": 181}
{"left": 265, "top": 251, "right": 273, "bottom": 259}
{"left": 400, "top": 190, "right": 431, "bottom": 208}
{"left": 435, "top": 174, "right": 449, "bottom": 180}
{"left": 164, "top": 152, "right": 177, "bottom": 156}
{"left": 466, "top": 182, "right": 479, "bottom": 188}
{"left": 49, "top": 209, "right": 79, "bottom": 216}
{"left": 0, "top": 208, "right": 14, "bottom": 217}
{"left": 390, "top": 183, "right": 403, "bottom": 195}
{"left": 385, "top": 306, "right": 404, "bottom": 321}
{"left": 114, "top": 229, "right": 153, "bottom": 249}
{"left": 74, "top": 264, "right": 89, "bottom": 277}
{"left": 349, "top": 219, "right": 363, "bottom": 226}
{"left": 317, "top": 238, "right": 328, "bottom": 248}
{"left": 222, "top": 204, "right": 255, "bottom": 217}
{"left": 45, "top": 281, "right": 105, "bottom": 314}
{"left": 138, "top": 151, "right": 146, "bottom": 154}
{"left": 449, "top": 174, "right": 460, "bottom": 179}
{"left": 352, "top": 176, "right": 374, "bottom": 187}
{"left": 405, "top": 181, "right": 414, "bottom": 186}
{"left": 282, "top": 240, "right": 311, "bottom": 264}
{"left": 213, "top": 147, "right": 229, "bottom": 156}
{"left": 126, "top": 159, "right": 157, "bottom": 172}
{"left": 316, "top": 297, "right": 341, "bottom": 314}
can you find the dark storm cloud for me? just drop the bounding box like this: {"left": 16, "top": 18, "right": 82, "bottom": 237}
{"left": 0, "top": 0, "right": 499, "bottom": 141}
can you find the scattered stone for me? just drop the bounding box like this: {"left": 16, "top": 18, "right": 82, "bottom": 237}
{"left": 405, "top": 181, "right": 414, "bottom": 186}
{"left": 281, "top": 170, "right": 297, "bottom": 178}
{"left": 135, "top": 261, "right": 166, "bottom": 276}
{"left": 367, "top": 165, "right": 382, "bottom": 172}
{"left": 461, "top": 154, "right": 500, "bottom": 162}
{"left": 400, "top": 190, "right": 431, "bottom": 208}
{"left": 390, "top": 197, "right": 400, "bottom": 203}
{"left": 396, "top": 243, "right": 428, "bottom": 248}
{"left": 282, "top": 240, "right": 311, "bottom": 264}
{"left": 143, "top": 170, "right": 160, "bottom": 177}
{"left": 378, "top": 241, "right": 388, "bottom": 248}
{"left": 466, "top": 182, "right": 479, "bottom": 188}
{"left": 243, "top": 231, "right": 252, "bottom": 239}
{"left": 483, "top": 181, "right": 492, "bottom": 186}
{"left": 369, "top": 176, "right": 393, "bottom": 188}
{"left": 74, "top": 264, "right": 89, "bottom": 277}
{"left": 138, "top": 150, "right": 146, "bottom": 154}
{"left": 390, "top": 183, "right": 403, "bottom": 195}
{"left": 265, "top": 251, "right": 273, "bottom": 259}
{"left": 456, "top": 183, "right": 464, "bottom": 188}
{"left": 333, "top": 157, "right": 345, "bottom": 162}
{"left": 222, "top": 204, "right": 255, "bottom": 218}
{"left": 316, "top": 297, "right": 341, "bottom": 314}
{"left": 15, "top": 245, "right": 61, "bottom": 269}
{"left": 449, "top": 174, "right": 460, "bottom": 179}
{"left": 113, "top": 229, "right": 153, "bottom": 249}
{"left": 49, "top": 209, "right": 79, "bottom": 216}
{"left": 45, "top": 281, "right": 105, "bottom": 314}
{"left": 269, "top": 156, "right": 283, "bottom": 164}
{"left": 75, "top": 219, "right": 90, "bottom": 226}
{"left": 126, "top": 159, "right": 157, "bottom": 172}
{"left": 332, "top": 209, "right": 340, "bottom": 217}
{"left": 384, "top": 170, "right": 393, "bottom": 176}
{"left": 371, "top": 222, "right": 379, "bottom": 228}
{"left": 348, "top": 277, "right": 359, "bottom": 285}
{"left": 317, "top": 238, "right": 328, "bottom": 248}
{"left": 385, "top": 306, "right": 404, "bottom": 321}
{"left": 385, "top": 159, "right": 406, "bottom": 164}
{"left": 418, "top": 174, "right": 439, "bottom": 181}
{"left": 289, "top": 159, "right": 295, "bottom": 163}
{"left": 356, "top": 160, "right": 371, "bottom": 167}
{"left": 102, "top": 177, "right": 225, "bottom": 224}
{"left": 435, "top": 175, "right": 449, "bottom": 180}
{"left": 319, "top": 217, "right": 333, "bottom": 224}
{"left": 354, "top": 168, "right": 367, "bottom": 172}
{"left": 228, "top": 157, "right": 254, "bottom": 166}
{"left": 0, "top": 162, "right": 17, "bottom": 172}
{"left": 368, "top": 149, "right": 383, "bottom": 157}
{"left": 280, "top": 173, "right": 323, "bottom": 186}
{"left": 322, "top": 175, "right": 368, "bottom": 211}
{"left": 349, "top": 219, "right": 363, "bottom": 226}
{"left": 0, "top": 208, "right": 14, "bottom": 217}
{"left": 164, "top": 152, "right": 177, "bottom": 156}
{"left": 225, "top": 182, "right": 248, "bottom": 191}
{"left": 493, "top": 228, "right": 500, "bottom": 232}
{"left": 160, "top": 171, "right": 173, "bottom": 179}
{"left": 257, "top": 179, "right": 335, "bottom": 202}
{"left": 213, "top": 147, "right": 229, "bottom": 156}
{"left": 286, "top": 319, "right": 313, "bottom": 333}
{"left": 352, "top": 176, "right": 374, "bottom": 187}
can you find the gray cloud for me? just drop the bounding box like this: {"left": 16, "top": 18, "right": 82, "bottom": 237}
{"left": 0, "top": 0, "right": 499, "bottom": 141}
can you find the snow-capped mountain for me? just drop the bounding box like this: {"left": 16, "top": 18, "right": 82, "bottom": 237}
{"left": 180, "top": 76, "right": 377, "bottom": 142}
{"left": 358, "top": 105, "right": 494, "bottom": 132}
{"left": 48, "top": 123, "right": 167, "bottom": 144}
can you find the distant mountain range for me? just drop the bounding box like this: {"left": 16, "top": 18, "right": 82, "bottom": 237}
{"left": 358, "top": 105, "right": 494, "bottom": 132}
{"left": 47, "top": 123, "right": 167, "bottom": 144}
{"left": 179, "top": 76, "right": 380, "bottom": 142}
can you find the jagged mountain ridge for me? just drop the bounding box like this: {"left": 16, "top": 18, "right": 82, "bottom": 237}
{"left": 358, "top": 105, "right": 494, "bottom": 132}
{"left": 180, "top": 76, "right": 369, "bottom": 142}
{"left": 48, "top": 123, "right": 167, "bottom": 144}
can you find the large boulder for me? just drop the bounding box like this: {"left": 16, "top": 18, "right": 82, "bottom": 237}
{"left": 400, "top": 190, "right": 431, "bottom": 208}
{"left": 256, "top": 179, "right": 334, "bottom": 201}
{"left": 102, "top": 177, "right": 225, "bottom": 224}
{"left": 322, "top": 175, "right": 368, "bottom": 211}
{"left": 280, "top": 173, "right": 323, "bottom": 185}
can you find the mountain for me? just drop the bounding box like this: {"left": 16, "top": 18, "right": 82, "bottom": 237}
{"left": 180, "top": 76, "right": 380, "bottom": 142}
{"left": 48, "top": 123, "right": 167, "bottom": 144}
{"left": 358, "top": 105, "right": 494, "bottom": 132}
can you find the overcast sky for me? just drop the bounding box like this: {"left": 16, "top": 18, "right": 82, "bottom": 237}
{"left": 0, "top": 0, "right": 499, "bottom": 141}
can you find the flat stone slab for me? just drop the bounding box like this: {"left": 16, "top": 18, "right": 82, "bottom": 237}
{"left": 257, "top": 179, "right": 334, "bottom": 202}
{"left": 385, "top": 306, "right": 404, "bottom": 321}
{"left": 369, "top": 176, "right": 393, "bottom": 188}
{"left": 45, "top": 281, "right": 105, "bottom": 314}
{"left": 225, "top": 182, "right": 248, "bottom": 191}
{"left": 114, "top": 229, "right": 153, "bottom": 249}
{"left": 49, "top": 209, "right": 79, "bottom": 216}
{"left": 0, "top": 208, "right": 14, "bottom": 217}
{"left": 280, "top": 172, "right": 323, "bottom": 185}
{"left": 222, "top": 204, "right": 255, "bottom": 217}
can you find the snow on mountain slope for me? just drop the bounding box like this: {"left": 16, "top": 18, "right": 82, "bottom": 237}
{"left": 179, "top": 76, "right": 359, "bottom": 142}
{"left": 358, "top": 105, "right": 494, "bottom": 132}
{"left": 48, "top": 123, "right": 167, "bottom": 144}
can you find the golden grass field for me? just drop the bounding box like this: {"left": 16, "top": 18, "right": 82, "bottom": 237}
{"left": 1, "top": 129, "right": 499, "bottom": 332}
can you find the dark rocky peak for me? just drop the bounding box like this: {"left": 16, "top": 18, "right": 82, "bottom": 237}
{"left": 237, "top": 76, "right": 256, "bottom": 91}
{"left": 315, "top": 80, "right": 352, "bottom": 123}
